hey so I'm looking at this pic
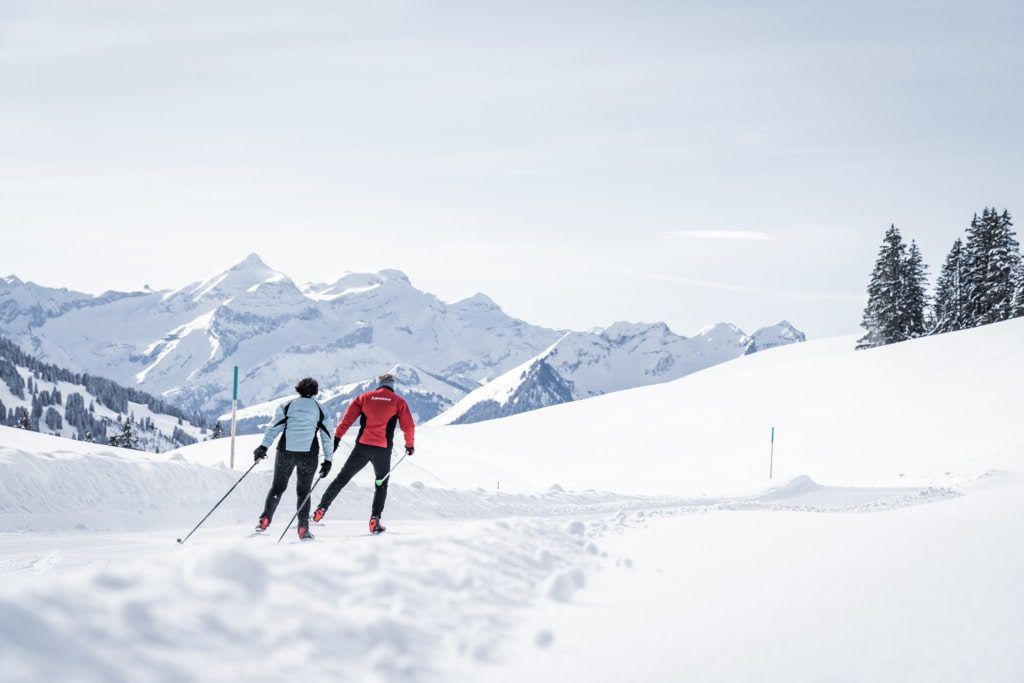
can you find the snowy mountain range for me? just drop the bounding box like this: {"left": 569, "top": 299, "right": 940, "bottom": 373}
{"left": 0, "top": 336, "right": 207, "bottom": 451}
{"left": 1, "top": 255, "right": 805, "bottom": 426}
{"left": 432, "top": 320, "right": 805, "bottom": 425}
{"left": 0, "top": 254, "right": 560, "bottom": 420}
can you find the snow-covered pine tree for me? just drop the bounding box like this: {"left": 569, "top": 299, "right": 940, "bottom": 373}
{"left": 931, "top": 238, "right": 969, "bottom": 333}
{"left": 902, "top": 240, "right": 929, "bottom": 338}
{"left": 964, "top": 208, "right": 1021, "bottom": 326}
{"left": 211, "top": 421, "right": 222, "bottom": 439}
{"left": 858, "top": 225, "right": 908, "bottom": 349}
{"left": 109, "top": 417, "right": 138, "bottom": 450}
{"left": 1015, "top": 267, "right": 1024, "bottom": 318}
{"left": 17, "top": 407, "right": 32, "bottom": 430}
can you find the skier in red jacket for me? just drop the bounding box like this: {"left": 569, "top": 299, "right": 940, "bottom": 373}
{"left": 313, "top": 372, "right": 415, "bottom": 533}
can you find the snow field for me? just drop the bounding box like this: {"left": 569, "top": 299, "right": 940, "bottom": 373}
{"left": 0, "top": 475, "right": 966, "bottom": 683}
{"left": 493, "top": 471, "right": 1024, "bottom": 683}
{"left": 421, "top": 317, "right": 1024, "bottom": 495}
{"left": 1, "top": 319, "right": 1022, "bottom": 682}
{"left": 0, "top": 429, "right": 961, "bottom": 535}
{"left": 0, "top": 511, "right": 629, "bottom": 682}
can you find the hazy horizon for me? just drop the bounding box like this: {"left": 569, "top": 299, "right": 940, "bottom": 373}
{"left": 3, "top": 0, "right": 1021, "bottom": 337}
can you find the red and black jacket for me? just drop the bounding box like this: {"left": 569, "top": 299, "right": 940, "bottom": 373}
{"left": 335, "top": 386, "right": 415, "bottom": 451}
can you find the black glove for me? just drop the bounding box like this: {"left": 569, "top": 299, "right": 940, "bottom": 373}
{"left": 405, "top": 445, "right": 415, "bottom": 456}
{"left": 333, "top": 436, "right": 340, "bottom": 452}
{"left": 320, "top": 460, "right": 332, "bottom": 477}
{"left": 253, "top": 445, "right": 268, "bottom": 461}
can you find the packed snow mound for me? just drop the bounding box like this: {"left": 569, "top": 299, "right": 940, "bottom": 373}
{"left": 423, "top": 317, "right": 1024, "bottom": 494}
{"left": 0, "top": 515, "right": 612, "bottom": 683}
{"left": 432, "top": 319, "right": 806, "bottom": 425}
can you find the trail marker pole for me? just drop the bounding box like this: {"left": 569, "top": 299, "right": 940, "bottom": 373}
{"left": 769, "top": 426, "right": 775, "bottom": 479}
{"left": 229, "top": 366, "right": 239, "bottom": 469}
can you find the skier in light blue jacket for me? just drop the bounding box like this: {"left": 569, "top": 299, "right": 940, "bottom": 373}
{"left": 253, "top": 377, "right": 333, "bottom": 540}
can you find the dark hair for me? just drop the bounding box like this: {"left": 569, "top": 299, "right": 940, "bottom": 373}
{"left": 295, "top": 377, "right": 319, "bottom": 397}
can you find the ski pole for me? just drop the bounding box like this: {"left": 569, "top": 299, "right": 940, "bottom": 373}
{"left": 177, "top": 460, "right": 260, "bottom": 545}
{"left": 375, "top": 453, "right": 409, "bottom": 487}
{"left": 276, "top": 475, "right": 325, "bottom": 544}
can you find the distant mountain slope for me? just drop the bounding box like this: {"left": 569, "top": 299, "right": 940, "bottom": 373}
{"left": 432, "top": 320, "right": 805, "bottom": 425}
{"left": 0, "top": 255, "right": 563, "bottom": 419}
{"left": 421, "top": 316, "right": 1024, "bottom": 494}
{"left": 1, "top": 257, "right": 806, "bottom": 428}
{"left": 0, "top": 336, "right": 207, "bottom": 452}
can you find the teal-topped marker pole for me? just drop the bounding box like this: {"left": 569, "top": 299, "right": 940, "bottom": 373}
{"left": 229, "top": 366, "right": 239, "bottom": 469}
{"left": 769, "top": 426, "right": 775, "bottom": 479}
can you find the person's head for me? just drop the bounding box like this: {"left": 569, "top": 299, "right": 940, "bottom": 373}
{"left": 295, "top": 377, "right": 319, "bottom": 398}
{"left": 378, "top": 372, "right": 396, "bottom": 390}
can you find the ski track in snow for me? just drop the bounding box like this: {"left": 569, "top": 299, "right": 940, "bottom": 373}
{"left": 0, "top": 468, "right": 964, "bottom": 683}
{"left": 0, "top": 435, "right": 974, "bottom": 682}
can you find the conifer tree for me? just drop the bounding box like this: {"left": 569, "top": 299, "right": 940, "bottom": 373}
{"left": 858, "top": 225, "right": 908, "bottom": 348}
{"left": 211, "top": 421, "right": 223, "bottom": 439}
{"left": 932, "top": 238, "right": 970, "bottom": 333}
{"left": 17, "top": 407, "right": 32, "bottom": 430}
{"left": 1015, "top": 269, "right": 1024, "bottom": 318}
{"left": 902, "top": 240, "right": 929, "bottom": 338}
{"left": 109, "top": 417, "right": 138, "bottom": 450}
{"left": 964, "top": 208, "right": 1021, "bottom": 325}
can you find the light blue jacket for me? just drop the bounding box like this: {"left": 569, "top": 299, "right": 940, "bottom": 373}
{"left": 260, "top": 396, "right": 334, "bottom": 460}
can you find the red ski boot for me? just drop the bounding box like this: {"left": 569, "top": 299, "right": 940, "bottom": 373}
{"left": 312, "top": 506, "right": 326, "bottom": 523}
{"left": 255, "top": 516, "right": 270, "bottom": 532}
{"left": 297, "top": 526, "right": 315, "bottom": 541}
{"left": 368, "top": 516, "right": 386, "bottom": 534}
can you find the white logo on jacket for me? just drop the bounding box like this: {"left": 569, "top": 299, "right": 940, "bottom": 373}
{"left": 370, "top": 396, "right": 393, "bottom": 402}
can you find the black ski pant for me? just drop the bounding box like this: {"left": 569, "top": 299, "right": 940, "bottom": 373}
{"left": 319, "top": 443, "right": 392, "bottom": 519}
{"left": 261, "top": 449, "right": 318, "bottom": 527}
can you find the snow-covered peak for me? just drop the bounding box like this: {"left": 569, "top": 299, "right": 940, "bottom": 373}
{"left": 747, "top": 320, "right": 807, "bottom": 354}
{"left": 452, "top": 293, "right": 501, "bottom": 311}
{"left": 601, "top": 321, "right": 674, "bottom": 344}
{"left": 165, "top": 253, "right": 290, "bottom": 304}
{"left": 378, "top": 269, "right": 411, "bottom": 285}
{"left": 694, "top": 322, "right": 748, "bottom": 346}
{"left": 301, "top": 269, "right": 417, "bottom": 302}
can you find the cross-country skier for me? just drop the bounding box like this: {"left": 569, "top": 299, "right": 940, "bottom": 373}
{"left": 313, "top": 372, "right": 415, "bottom": 534}
{"left": 253, "top": 377, "right": 333, "bottom": 540}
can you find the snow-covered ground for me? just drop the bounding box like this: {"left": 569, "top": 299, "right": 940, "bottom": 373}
{"left": 0, "top": 319, "right": 1022, "bottom": 682}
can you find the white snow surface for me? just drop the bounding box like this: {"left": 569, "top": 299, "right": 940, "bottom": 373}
{"left": 1, "top": 318, "right": 1022, "bottom": 682}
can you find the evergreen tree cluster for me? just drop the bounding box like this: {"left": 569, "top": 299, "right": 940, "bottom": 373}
{"left": 859, "top": 208, "right": 1023, "bottom": 348}
{"left": 0, "top": 336, "right": 208, "bottom": 451}
{"left": 0, "top": 336, "right": 208, "bottom": 428}
{"left": 108, "top": 417, "right": 138, "bottom": 450}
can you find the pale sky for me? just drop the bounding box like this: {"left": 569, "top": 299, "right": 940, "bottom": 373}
{"left": 2, "top": 0, "right": 1021, "bottom": 338}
